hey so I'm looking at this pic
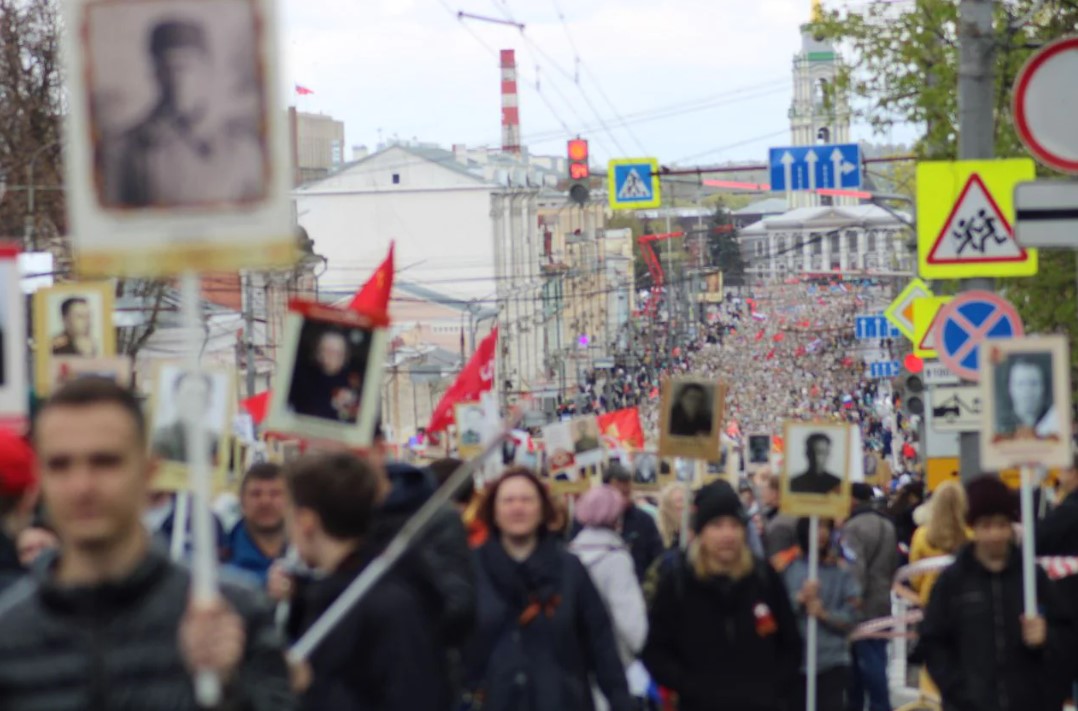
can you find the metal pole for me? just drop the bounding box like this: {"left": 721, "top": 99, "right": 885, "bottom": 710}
{"left": 1019, "top": 466, "right": 1037, "bottom": 616}
{"left": 805, "top": 515, "right": 820, "bottom": 711}
{"left": 956, "top": 0, "right": 996, "bottom": 481}
{"left": 243, "top": 271, "right": 257, "bottom": 398}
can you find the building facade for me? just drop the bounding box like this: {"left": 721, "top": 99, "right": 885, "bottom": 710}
{"left": 295, "top": 112, "right": 346, "bottom": 183}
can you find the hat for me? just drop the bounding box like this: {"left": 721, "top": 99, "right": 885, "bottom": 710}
{"left": 149, "top": 19, "right": 208, "bottom": 57}
{"left": 851, "top": 483, "right": 875, "bottom": 503}
{"left": 966, "top": 476, "right": 1018, "bottom": 525}
{"left": 693, "top": 480, "right": 746, "bottom": 533}
{"left": 0, "top": 430, "right": 36, "bottom": 498}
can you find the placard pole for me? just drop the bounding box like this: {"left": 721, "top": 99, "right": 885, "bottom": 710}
{"left": 805, "top": 515, "right": 820, "bottom": 711}
{"left": 1019, "top": 465, "right": 1037, "bottom": 617}
{"left": 169, "top": 492, "right": 189, "bottom": 562}
{"left": 180, "top": 271, "right": 222, "bottom": 707}
{"left": 680, "top": 461, "right": 691, "bottom": 552}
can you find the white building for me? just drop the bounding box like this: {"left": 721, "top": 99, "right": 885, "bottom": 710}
{"left": 740, "top": 205, "right": 912, "bottom": 279}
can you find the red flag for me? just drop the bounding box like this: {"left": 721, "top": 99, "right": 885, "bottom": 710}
{"left": 798, "top": 319, "right": 811, "bottom": 328}
{"left": 765, "top": 349, "right": 776, "bottom": 361}
{"left": 746, "top": 298, "right": 758, "bottom": 313}
{"left": 295, "top": 84, "right": 315, "bottom": 95}
{"left": 427, "top": 328, "right": 498, "bottom": 434}
{"left": 240, "top": 390, "right": 272, "bottom": 425}
{"left": 772, "top": 332, "right": 785, "bottom": 343}
{"left": 349, "top": 243, "right": 394, "bottom": 317}
{"left": 597, "top": 408, "right": 644, "bottom": 449}
{"left": 754, "top": 329, "right": 765, "bottom": 342}
{"left": 794, "top": 345, "right": 807, "bottom": 357}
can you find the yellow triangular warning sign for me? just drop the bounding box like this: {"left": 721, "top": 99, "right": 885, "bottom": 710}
{"left": 918, "top": 311, "right": 942, "bottom": 352}
{"left": 926, "top": 174, "right": 1027, "bottom": 265}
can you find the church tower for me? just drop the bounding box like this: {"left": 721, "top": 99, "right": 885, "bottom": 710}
{"left": 788, "top": 0, "right": 852, "bottom": 207}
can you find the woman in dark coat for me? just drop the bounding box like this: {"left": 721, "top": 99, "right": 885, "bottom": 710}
{"left": 464, "top": 468, "right": 633, "bottom": 711}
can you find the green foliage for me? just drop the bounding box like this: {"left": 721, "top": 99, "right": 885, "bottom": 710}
{"left": 707, "top": 205, "right": 747, "bottom": 287}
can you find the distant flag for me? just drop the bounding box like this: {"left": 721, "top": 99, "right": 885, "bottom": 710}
{"left": 755, "top": 329, "right": 765, "bottom": 342}
{"left": 772, "top": 332, "right": 785, "bottom": 343}
{"left": 752, "top": 312, "right": 768, "bottom": 322}
{"left": 765, "top": 349, "right": 776, "bottom": 361}
{"left": 348, "top": 243, "right": 394, "bottom": 317}
{"left": 295, "top": 84, "right": 314, "bottom": 96}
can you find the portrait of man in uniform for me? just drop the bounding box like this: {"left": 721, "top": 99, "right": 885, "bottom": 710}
{"left": 789, "top": 433, "right": 843, "bottom": 494}
{"left": 91, "top": 4, "right": 268, "bottom": 209}
{"left": 150, "top": 370, "right": 227, "bottom": 464}
{"left": 51, "top": 297, "right": 98, "bottom": 356}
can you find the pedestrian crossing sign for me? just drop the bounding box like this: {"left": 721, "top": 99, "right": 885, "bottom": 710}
{"left": 608, "top": 158, "right": 661, "bottom": 210}
{"left": 916, "top": 159, "right": 1038, "bottom": 279}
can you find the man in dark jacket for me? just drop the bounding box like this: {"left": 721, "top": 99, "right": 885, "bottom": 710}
{"left": 604, "top": 462, "right": 665, "bottom": 581}
{"left": 0, "top": 430, "right": 40, "bottom": 594}
{"left": 920, "top": 476, "right": 1077, "bottom": 711}
{"left": 285, "top": 452, "right": 448, "bottom": 710}
{"left": 643, "top": 480, "right": 802, "bottom": 711}
{"left": 0, "top": 378, "right": 293, "bottom": 710}
{"left": 1035, "top": 457, "right": 1078, "bottom": 702}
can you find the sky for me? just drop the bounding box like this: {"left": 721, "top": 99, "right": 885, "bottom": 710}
{"left": 280, "top": 0, "right": 919, "bottom": 168}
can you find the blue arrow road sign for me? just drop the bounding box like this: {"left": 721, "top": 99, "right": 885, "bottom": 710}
{"left": 869, "top": 360, "right": 901, "bottom": 378}
{"left": 769, "top": 144, "right": 863, "bottom": 192}
{"left": 855, "top": 314, "right": 901, "bottom": 340}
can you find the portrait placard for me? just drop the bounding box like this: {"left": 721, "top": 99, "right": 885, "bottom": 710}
{"left": 264, "top": 301, "right": 387, "bottom": 448}
{"left": 50, "top": 355, "right": 132, "bottom": 391}
{"left": 0, "top": 246, "right": 27, "bottom": 430}
{"left": 454, "top": 401, "right": 485, "bottom": 459}
{"left": 33, "top": 281, "right": 116, "bottom": 397}
{"left": 781, "top": 421, "right": 852, "bottom": 519}
{"left": 631, "top": 451, "right": 660, "bottom": 493}
{"left": 147, "top": 361, "right": 235, "bottom": 492}
{"left": 981, "top": 335, "right": 1073, "bottom": 469}
{"left": 61, "top": 0, "right": 294, "bottom": 277}
{"left": 746, "top": 432, "right": 772, "bottom": 466}
{"left": 541, "top": 418, "right": 601, "bottom": 494}
{"left": 658, "top": 377, "right": 726, "bottom": 460}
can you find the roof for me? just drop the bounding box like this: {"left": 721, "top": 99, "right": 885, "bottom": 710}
{"left": 740, "top": 205, "right": 909, "bottom": 235}
{"left": 325, "top": 279, "right": 485, "bottom": 313}
{"left": 297, "top": 143, "right": 490, "bottom": 189}
{"left": 733, "top": 197, "right": 788, "bottom": 216}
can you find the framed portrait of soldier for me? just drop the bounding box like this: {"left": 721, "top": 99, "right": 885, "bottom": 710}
{"left": 0, "top": 246, "right": 27, "bottom": 429}
{"left": 264, "top": 301, "right": 387, "bottom": 448}
{"left": 746, "top": 433, "right": 771, "bottom": 466}
{"left": 33, "top": 282, "right": 116, "bottom": 397}
{"left": 61, "top": 0, "right": 294, "bottom": 277}
{"left": 981, "top": 335, "right": 1073, "bottom": 469}
{"left": 658, "top": 378, "right": 725, "bottom": 460}
{"left": 781, "top": 421, "right": 852, "bottom": 519}
{"left": 454, "top": 402, "right": 485, "bottom": 459}
{"left": 631, "top": 452, "right": 660, "bottom": 493}
{"left": 541, "top": 420, "right": 592, "bottom": 494}
{"left": 147, "top": 362, "right": 234, "bottom": 491}
{"left": 50, "top": 356, "right": 133, "bottom": 391}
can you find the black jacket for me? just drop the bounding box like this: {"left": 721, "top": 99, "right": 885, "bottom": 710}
{"left": 1036, "top": 489, "right": 1078, "bottom": 680}
{"left": 642, "top": 551, "right": 802, "bottom": 711}
{"left": 289, "top": 544, "right": 448, "bottom": 711}
{"left": 919, "top": 543, "right": 1077, "bottom": 711}
{"left": 0, "top": 545, "right": 294, "bottom": 710}
{"left": 0, "top": 528, "right": 24, "bottom": 594}
{"left": 464, "top": 536, "right": 634, "bottom": 711}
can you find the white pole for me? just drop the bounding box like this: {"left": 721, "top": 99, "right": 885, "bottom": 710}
{"left": 170, "top": 492, "right": 189, "bottom": 562}
{"left": 805, "top": 515, "right": 819, "bottom": 711}
{"left": 1019, "top": 465, "right": 1037, "bottom": 617}
{"left": 680, "top": 466, "right": 691, "bottom": 552}
{"left": 180, "top": 272, "right": 222, "bottom": 706}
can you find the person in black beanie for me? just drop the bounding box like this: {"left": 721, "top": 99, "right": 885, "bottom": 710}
{"left": 919, "top": 475, "right": 1077, "bottom": 711}
{"left": 643, "top": 480, "right": 801, "bottom": 711}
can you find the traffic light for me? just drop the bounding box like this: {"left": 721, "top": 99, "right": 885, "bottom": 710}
{"left": 567, "top": 138, "right": 589, "bottom": 206}
{"left": 899, "top": 368, "right": 925, "bottom": 420}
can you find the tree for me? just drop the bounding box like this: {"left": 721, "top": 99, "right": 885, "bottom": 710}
{"left": 707, "top": 204, "right": 746, "bottom": 287}
{"left": 815, "top": 0, "right": 1078, "bottom": 392}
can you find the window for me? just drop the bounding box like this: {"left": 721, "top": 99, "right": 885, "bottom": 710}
{"left": 847, "top": 231, "right": 858, "bottom": 253}
{"left": 867, "top": 230, "right": 877, "bottom": 252}
{"left": 829, "top": 233, "right": 840, "bottom": 254}
{"left": 392, "top": 173, "right": 401, "bottom": 184}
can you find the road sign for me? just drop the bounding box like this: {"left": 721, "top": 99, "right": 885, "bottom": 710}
{"left": 1013, "top": 36, "right": 1078, "bottom": 174}
{"left": 608, "top": 158, "right": 661, "bottom": 210}
{"left": 923, "top": 361, "right": 961, "bottom": 386}
{"left": 885, "top": 278, "right": 933, "bottom": 342}
{"left": 916, "top": 159, "right": 1037, "bottom": 279}
{"left": 929, "top": 386, "right": 983, "bottom": 432}
{"left": 933, "top": 291, "right": 1024, "bottom": 382}
{"left": 913, "top": 296, "right": 951, "bottom": 359}
{"left": 768, "top": 144, "right": 862, "bottom": 192}
{"left": 855, "top": 314, "right": 901, "bottom": 340}
{"left": 868, "top": 360, "right": 901, "bottom": 379}
{"left": 1015, "top": 181, "right": 1078, "bottom": 248}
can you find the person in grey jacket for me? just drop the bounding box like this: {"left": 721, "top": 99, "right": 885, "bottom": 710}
{"left": 842, "top": 483, "right": 897, "bottom": 711}
{"left": 0, "top": 378, "right": 294, "bottom": 710}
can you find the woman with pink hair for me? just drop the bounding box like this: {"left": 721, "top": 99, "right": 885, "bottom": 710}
{"left": 569, "top": 486, "right": 649, "bottom": 710}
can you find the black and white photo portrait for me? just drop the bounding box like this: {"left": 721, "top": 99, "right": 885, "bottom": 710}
{"left": 659, "top": 377, "right": 725, "bottom": 461}
{"left": 633, "top": 453, "right": 659, "bottom": 488}
{"left": 286, "top": 321, "right": 371, "bottom": 425}
{"left": 572, "top": 417, "right": 601, "bottom": 455}
{"left": 455, "top": 404, "right": 485, "bottom": 450}
{"left": 781, "top": 421, "right": 852, "bottom": 519}
{"left": 33, "top": 282, "right": 116, "bottom": 397}
{"left": 149, "top": 365, "right": 231, "bottom": 465}
{"left": 87, "top": 0, "right": 268, "bottom": 209}
{"left": 982, "top": 336, "right": 1073, "bottom": 470}
{"left": 747, "top": 433, "right": 771, "bottom": 465}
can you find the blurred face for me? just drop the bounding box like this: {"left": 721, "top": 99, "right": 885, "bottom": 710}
{"left": 155, "top": 47, "right": 211, "bottom": 118}
{"left": 972, "top": 514, "right": 1014, "bottom": 563}
{"left": 808, "top": 439, "right": 831, "bottom": 469}
{"left": 36, "top": 404, "right": 152, "bottom": 551}
{"left": 241, "top": 477, "right": 287, "bottom": 534}
{"left": 494, "top": 476, "right": 544, "bottom": 540}
{"left": 1008, "top": 363, "right": 1045, "bottom": 424}
{"left": 680, "top": 388, "right": 705, "bottom": 415}
{"left": 316, "top": 333, "right": 348, "bottom": 376}
{"left": 63, "top": 302, "right": 92, "bottom": 338}
{"left": 698, "top": 517, "right": 745, "bottom": 565}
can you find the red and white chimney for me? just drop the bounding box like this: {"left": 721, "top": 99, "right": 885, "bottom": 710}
{"left": 500, "top": 49, "right": 521, "bottom": 155}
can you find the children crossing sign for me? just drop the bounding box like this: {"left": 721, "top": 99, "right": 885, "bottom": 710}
{"left": 608, "top": 158, "right": 661, "bottom": 210}
{"left": 916, "top": 159, "right": 1037, "bottom": 279}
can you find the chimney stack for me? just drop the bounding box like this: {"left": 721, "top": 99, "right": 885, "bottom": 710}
{"left": 500, "top": 49, "right": 521, "bottom": 155}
